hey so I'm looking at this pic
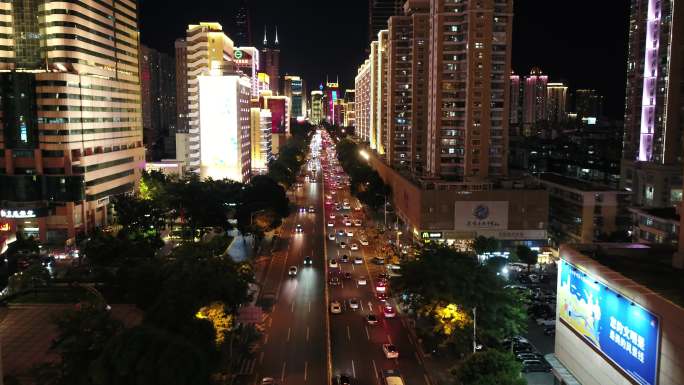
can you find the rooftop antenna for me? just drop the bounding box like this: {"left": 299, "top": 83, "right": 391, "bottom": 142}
{"left": 263, "top": 25, "right": 267, "bottom": 45}
{"left": 275, "top": 25, "right": 279, "bottom": 45}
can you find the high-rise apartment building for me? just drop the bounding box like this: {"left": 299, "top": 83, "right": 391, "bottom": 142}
{"left": 185, "top": 23, "right": 236, "bottom": 172}
{"left": 311, "top": 90, "right": 324, "bottom": 125}
{"left": 324, "top": 80, "right": 342, "bottom": 125}
{"left": 386, "top": 1, "right": 429, "bottom": 174}
{"left": 376, "top": 30, "right": 389, "bottom": 155}
{"left": 522, "top": 67, "right": 548, "bottom": 136}
{"left": 354, "top": 61, "right": 371, "bottom": 141}
{"left": 426, "top": 0, "right": 513, "bottom": 179}
{"left": 261, "top": 27, "right": 281, "bottom": 95}
{"left": 369, "top": 41, "right": 380, "bottom": 149}
{"left": 546, "top": 82, "right": 568, "bottom": 122}
{"left": 621, "top": 0, "right": 683, "bottom": 207}
{"left": 509, "top": 72, "right": 522, "bottom": 137}
{"left": 369, "top": 0, "right": 404, "bottom": 43}
{"left": 175, "top": 39, "right": 189, "bottom": 135}
{"left": 139, "top": 44, "right": 176, "bottom": 160}
{"left": 574, "top": 89, "right": 604, "bottom": 119}
{"left": 283, "top": 76, "right": 307, "bottom": 120}
{"left": 250, "top": 107, "right": 272, "bottom": 172}
{"left": 343, "top": 89, "right": 356, "bottom": 127}
{"left": 0, "top": 0, "right": 144, "bottom": 244}
{"left": 234, "top": 47, "right": 260, "bottom": 97}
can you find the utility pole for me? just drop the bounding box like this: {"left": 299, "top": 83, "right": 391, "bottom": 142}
{"left": 472, "top": 307, "right": 477, "bottom": 353}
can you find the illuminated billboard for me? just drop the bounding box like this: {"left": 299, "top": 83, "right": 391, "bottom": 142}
{"left": 268, "top": 98, "right": 287, "bottom": 134}
{"left": 454, "top": 201, "right": 508, "bottom": 230}
{"left": 199, "top": 76, "right": 240, "bottom": 181}
{"left": 558, "top": 259, "right": 660, "bottom": 385}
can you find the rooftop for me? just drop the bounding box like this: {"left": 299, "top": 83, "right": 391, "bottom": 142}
{"left": 629, "top": 206, "right": 680, "bottom": 222}
{"left": 539, "top": 172, "right": 622, "bottom": 192}
{"left": 570, "top": 243, "right": 684, "bottom": 308}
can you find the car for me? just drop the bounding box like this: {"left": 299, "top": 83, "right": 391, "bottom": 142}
{"left": 516, "top": 352, "right": 544, "bottom": 361}
{"left": 354, "top": 206, "right": 362, "bottom": 211}
{"left": 366, "top": 314, "right": 379, "bottom": 325}
{"left": 349, "top": 298, "right": 360, "bottom": 309}
{"left": 330, "top": 301, "right": 342, "bottom": 314}
{"left": 328, "top": 233, "right": 336, "bottom": 241}
{"left": 383, "top": 305, "right": 396, "bottom": 318}
{"left": 373, "top": 256, "right": 385, "bottom": 265}
{"left": 340, "top": 254, "right": 350, "bottom": 263}
{"left": 308, "top": 206, "right": 315, "bottom": 213}
{"left": 304, "top": 257, "right": 313, "bottom": 266}
{"left": 340, "top": 242, "right": 347, "bottom": 249}
{"left": 360, "top": 238, "right": 369, "bottom": 246}
{"left": 353, "top": 256, "right": 363, "bottom": 265}
{"left": 346, "top": 230, "right": 354, "bottom": 237}
{"left": 521, "top": 360, "right": 551, "bottom": 373}
{"left": 377, "top": 273, "right": 390, "bottom": 281}
{"left": 336, "top": 375, "right": 351, "bottom": 385}
{"left": 329, "top": 259, "right": 339, "bottom": 268}
{"left": 295, "top": 224, "right": 303, "bottom": 233}
{"left": 299, "top": 207, "right": 307, "bottom": 213}
{"left": 343, "top": 272, "right": 352, "bottom": 280}
{"left": 350, "top": 243, "right": 359, "bottom": 251}
{"left": 375, "top": 280, "right": 387, "bottom": 293}
{"left": 327, "top": 221, "right": 334, "bottom": 227}
{"left": 288, "top": 266, "right": 298, "bottom": 276}
{"left": 337, "top": 229, "right": 345, "bottom": 236}
{"left": 376, "top": 292, "right": 388, "bottom": 301}
{"left": 357, "top": 276, "right": 367, "bottom": 285}
{"left": 329, "top": 275, "right": 341, "bottom": 286}
{"left": 382, "top": 344, "right": 399, "bottom": 359}
{"left": 536, "top": 318, "right": 555, "bottom": 327}
{"left": 354, "top": 220, "right": 362, "bottom": 227}
{"left": 261, "top": 377, "right": 276, "bottom": 385}
{"left": 329, "top": 213, "right": 336, "bottom": 219}
{"left": 345, "top": 220, "right": 352, "bottom": 227}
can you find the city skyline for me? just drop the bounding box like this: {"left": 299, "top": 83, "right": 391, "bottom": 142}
{"left": 139, "top": 0, "right": 629, "bottom": 118}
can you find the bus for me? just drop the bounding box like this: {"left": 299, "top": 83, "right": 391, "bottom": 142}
{"left": 382, "top": 369, "right": 405, "bottom": 385}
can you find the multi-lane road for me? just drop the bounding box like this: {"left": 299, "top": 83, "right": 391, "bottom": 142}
{"left": 250, "top": 130, "right": 432, "bottom": 385}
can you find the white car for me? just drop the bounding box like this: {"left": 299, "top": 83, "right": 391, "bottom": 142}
{"left": 349, "top": 298, "right": 360, "bottom": 309}
{"left": 345, "top": 220, "right": 352, "bottom": 227}
{"left": 327, "top": 221, "right": 334, "bottom": 227}
{"left": 360, "top": 238, "right": 369, "bottom": 246}
{"left": 346, "top": 230, "right": 354, "bottom": 237}
{"left": 261, "top": 377, "right": 276, "bottom": 385}
{"left": 382, "top": 344, "right": 399, "bottom": 359}
{"left": 350, "top": 243, "right": 359, "bottom": 251}
{"left": 329, "top": 259, "right": 339, "bottom": 268}
{"left": 353, "top": 256, "right": 363, "bottom": 265}
{"left": 357, "top": 276, "right": 367, "bottom": 285}
{"left": 354, "top": 220, "right": 362, "bottom": 227}
{"left": 340, "top": 242, "right": 347, "bottom": 249}
{"left": 329, "top": 213, "right": 336, "bottom": 219}
{"left": 328, "top": 233, "right": 336, "bottom": 241}
{"left": 288, "top": 266, "right": 298, "bottom": 276}
{"left": 330, "top": 301, "right": 342, "bottom": 314}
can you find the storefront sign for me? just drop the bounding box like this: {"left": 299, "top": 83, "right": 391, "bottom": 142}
{"left": 0, "top": 222, "right": 10, "bottom": 232}
{"left": 454, "top": 201, "right": 508, "bottom": 230}
{"left": 558, "top": 260, "right": 660, "bottom": 385}
{"left": 421, "top": 232, "right": 443, "bottom": 239}
{"left": 0, "top": 209, "right": 36, "bottom": 219}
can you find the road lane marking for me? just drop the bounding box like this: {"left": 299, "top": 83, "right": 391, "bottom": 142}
{"left": 281, "top": 362, "right": 287, "bottom": 382}
{"left": 347, "top": 325, "right": 351, "bottom": 340}
{"left": 423, "top": 373, "right": 432, "bottom": 385}
{"left": 264, "top": 333, "right": 269, "bottom": 344}
{"left": 368, "top": 301, "right": 373, "bottom": 311}
{"left": 287, "top": 328, "right": 291, "bottom": 342}
{"left": 414, "top": 351, "right": 424, "bottom": 366}
{"left": 365, "top": 326, "right": 370, "bottom": 340}
{"left": 304, "top": 361, "right": 309, "bottom": 381}
{"left": 291, "top": 301, "right": 295, "bottom": 312}
{"left": 360, "top": 301, "right": 364, "bottom": 311}
{"left": 308, "top": 301, "right": 311, "bottom": 313}
{"left": 372, "top": 360, "right": 379, "bottom": 379}
{"left": 387, "top": 335, "right": 393, "bottom": 344}
{"left": 352, "top": 360, "right": 356, "bottom": 377}
{"left": 306, "top": 327, "right": 310, "bottom": 342}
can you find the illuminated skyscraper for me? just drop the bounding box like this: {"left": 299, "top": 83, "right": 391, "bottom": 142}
{"left": 175, "top": 39, "right": 189, "bottom": 134}
{"left": 283, "top": 75, "right": 307, "bottom": 119}
{"left": 354, "top": 61, "right": 371, "bottom": 141}
{"left": 325, "top": 80, "right": 342, "bottom": 125}
{"left": 343, "top": 89, "right": 356, "bottom": 127}
{"left": 0, "top": 0, "right": 144, "bottom": 243}
{"left": 509, "top": 72, "right": 522, "bottom": 137}
{"left": 621, "top": 0, "right": 683, "bottom": 207}
{"left": 311, "top": 90, "right": 324, "bottom": 125}
{"left": 522, "top": 67, "right": 548, "bottom": 135}
{"left": 546, "top": 82, "right": 568, "bottom": 122}
{"left": 261, "top": 26, "right": 281, "bottom": 94}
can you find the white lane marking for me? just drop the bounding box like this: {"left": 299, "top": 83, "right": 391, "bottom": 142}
{"left": 281, "top": 362, "right": 287, "bottom": 382}
{"left": 372, "top": 360, "right": 379, "bottom": 379}
{"left": 368, "top": 301, "right": 373, "bottom": 311}
{"left": 306, "top": 327, "right": 310, "bottom": 342}
{"left": 365, "top": 326, "right": 370, "bottom": 340}
{"left": 287, "top": 328, "right": 291, "bottom": 342}
{"left": 347, "top": 325, "right": 351, "bottom": 340}
{"left": 264, "top": 333, "right": 269, "bottom": 344}
{"left": 387, "top": 335, "right": 393, "bottom": 344}
{"left": 304, "top": 361, "right": 308, "bottom": 382}
{"left": 360, "top": 301, "right": 364, "bottom": 311}
{"left": 423, "top": 373, "right": 432, "bottom": 385}
{"left": 341, "top": 280, "right": 344, "bottom": 289}
{"left": 291, "top": 301, "right": 295, "bottom": 312}
{"left": 309, "top": 301, "right": 311, "bottom": 313}
{"left": 259, "top": 351, "right": 264, "bottom": 365}
{"left": 352, "top": 360, "right": 356, "bottom": 378}
{"left": 414, "top": 351, "right": 424, "bottom": 366}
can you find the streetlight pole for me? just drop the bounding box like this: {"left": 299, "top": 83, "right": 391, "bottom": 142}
{"left": 472, "top": 307, "right": 477, "bottom": 354}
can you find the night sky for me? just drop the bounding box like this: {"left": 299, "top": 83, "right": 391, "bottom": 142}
{"left": 140, "top": 0, "right": 630, "bottom": 119}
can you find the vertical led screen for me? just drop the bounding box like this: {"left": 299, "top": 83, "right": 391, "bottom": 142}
{"left": 269, "top": 99, "right": 286, "bottom": 134}
{"left": 558, "top": 259, "right": 660, "bottom": 385}
{"left": 199, "top": 76, "right": 240, "bottom": 181}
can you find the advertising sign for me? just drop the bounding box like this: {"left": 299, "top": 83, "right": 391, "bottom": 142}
{"left": 454, "top": 201, "right": 508, "bottom": 230}
{"left": 199, "top": 76, "right": 240, "bottom": 181}
{"left": 558, "top": 260, "right": 659, "bottom": 385}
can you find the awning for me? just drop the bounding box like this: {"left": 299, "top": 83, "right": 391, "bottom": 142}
{"left": 545, "top": 354, "right": 582, "bottom": 385}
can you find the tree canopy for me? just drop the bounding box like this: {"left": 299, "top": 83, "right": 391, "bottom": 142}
{"left": 454, "top": 350, "right": 526, "bottom": 385}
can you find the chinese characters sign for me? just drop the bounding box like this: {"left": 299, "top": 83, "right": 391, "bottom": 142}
{"left": 0, "top": 209, "right": 36, "bottom": 219}
{"left": 558, "top": 260, "right": 659, "bottom": 385}
{"left": 454, "top": 201, "right": 508, "bottom": 230}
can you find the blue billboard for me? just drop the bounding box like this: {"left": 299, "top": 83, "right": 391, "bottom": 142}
{"left": 558, "top": 260, "right": 660, "bottom": 385}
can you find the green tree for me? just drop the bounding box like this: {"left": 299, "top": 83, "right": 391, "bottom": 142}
{"left": 6, "top": 263, "right": 51, "bottom": 295}
{"left": 91, "top": 326, "right": 211, "bottom": 385}
{"left": 454, "top": 350, "right": 526, "bottom": 385}
{"left": 515, "top": 245, "right": 538, "bottom": 272}
{"left": 472, "top": 236, "right": 500, "bottom": 255}
{"left": 50, "top": 302, "right": 124, "bottom": 385}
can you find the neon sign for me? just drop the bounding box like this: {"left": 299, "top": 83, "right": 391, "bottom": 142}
{"left": 0, "top": 209, "right": 36, "bottom": 219}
